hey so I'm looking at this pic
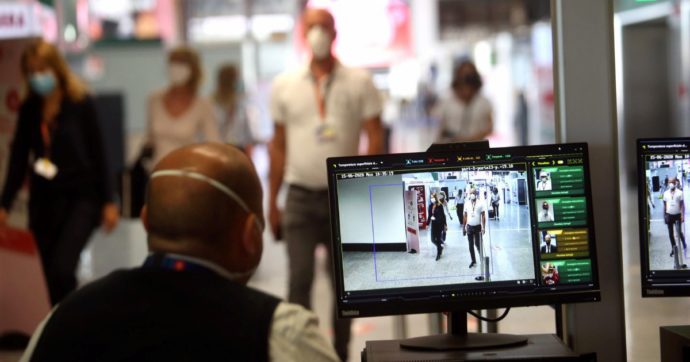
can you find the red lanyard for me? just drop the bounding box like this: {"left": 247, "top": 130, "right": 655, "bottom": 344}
{"left": 312, "top": 74, "right": 333, "bottom": 122}
{"left": 40, "top": 120, "right": 55, "bottom": 159}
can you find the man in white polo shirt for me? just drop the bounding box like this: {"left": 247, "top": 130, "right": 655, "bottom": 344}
{"left": 663, "top": 176, "right": 686, "bottom": 257}
{"left": 463, "top": 188, "right": 486, "bottom": 269}
{"left": 268, "top": 7, "right": 383, "bottom": 360}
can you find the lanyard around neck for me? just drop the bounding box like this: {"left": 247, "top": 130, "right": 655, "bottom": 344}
{"left": 312, "top": 73, "right": 334, "bottom": 122}
{"left": 40, "top": 98, "right": 61, "bottom": 159}
{"left": 40, "top": 120, "right": 56, "bottom": 159}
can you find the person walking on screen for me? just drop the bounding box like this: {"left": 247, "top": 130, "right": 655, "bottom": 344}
{"left": 490, "top": 187, "right": 500, "bottom": 220}
{"left": 455, "top": 188, "right": 465, "bottom": 227}
{"left": 428, "top": 191, "right": 437, "bottom": 226}
{"left": 426, "top": 195, "right": 447, "bottom": 261}
{"left": 663, "top": 176, "right": 686, "bottom": 257}
{"left": 426, "top": 192, "right": 437, "bottom": 245}
{"left": 438, "top": 190, "right": 452, "bottom": 244}
{"left": 268, "top": 7, "right": 384, "bottom": 360}
{"left": 464, "top": 188, "right": 486, "bottom": 268}
{"left": 20, "top": 143, "right": 339, "bottom": 361}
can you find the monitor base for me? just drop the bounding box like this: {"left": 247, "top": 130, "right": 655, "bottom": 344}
{"left": 399, "top": 333, "right": 528, "bottom": 351}
{"left": 398, "top": 310, "right": 528, "bottom": 351}
{"left": 366, "top": 334, "right": 579, "bottom": 361}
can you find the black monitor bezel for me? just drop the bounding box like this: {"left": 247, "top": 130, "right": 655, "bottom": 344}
{"left": 637, "top": 137, "right": 690, "bottom": 297}
{"left": 327, "top": 142, "right": 601, "bottom": 318}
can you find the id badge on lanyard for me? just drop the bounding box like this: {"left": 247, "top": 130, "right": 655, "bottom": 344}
{"left": 34, "top": 120, "right": 58, "bottom": 180}
{"left": 313, "top": 75, "right": 337, "bottom": 143}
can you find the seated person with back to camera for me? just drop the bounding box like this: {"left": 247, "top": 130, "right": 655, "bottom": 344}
{"left": 20, "top": 143, "right": 339, "bottom": 362}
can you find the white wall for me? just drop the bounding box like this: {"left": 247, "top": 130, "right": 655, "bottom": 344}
{"left": 553, "top": 1, "right": 626, "bottom": 360}
{"left": 337, "top": 175, "right": 405, "bottom": 245}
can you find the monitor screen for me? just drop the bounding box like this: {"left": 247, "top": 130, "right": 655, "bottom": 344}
{"left": 638, "top": 138, "right": 690, "bottom": 297}
{"left": 327, "top": 143, "right": 600, "bottom": 318}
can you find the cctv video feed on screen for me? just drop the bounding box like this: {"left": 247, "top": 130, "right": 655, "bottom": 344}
{"left": 638, "top": 139, "right": 690, "bottom": 296}
{"left": 328, "top": 144, "right": 598, "bottom": 313}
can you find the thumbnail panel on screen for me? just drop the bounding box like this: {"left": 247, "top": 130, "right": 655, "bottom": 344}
{"left": 335, "top": 168, "right": 536, "bottom": 293}
{"left": 643, "top": 157, "right": 690, "bottom": 271}
{"left": 533, "top": 166, "right": 585, "bottom": 197}
{"left": 540, "top": 259, "right": 593, "bottom": 286}
{"left": 538, "top": 229, "right": 590, "bottom": 260}
{"left": 535, "top": 197, "right": 587, "bottom": 228}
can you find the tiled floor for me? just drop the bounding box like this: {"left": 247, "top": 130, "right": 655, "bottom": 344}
{"left": 342, "top": 203, "right": 535, "bottom": 291}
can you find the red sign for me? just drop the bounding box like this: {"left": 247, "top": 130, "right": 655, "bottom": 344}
{"left": 0, "top": 13, "right": 24, "bottom": 28}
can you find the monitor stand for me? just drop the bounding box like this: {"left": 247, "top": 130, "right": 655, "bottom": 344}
{"left": 399, "top": 311, "right": 528, "bottom": 351}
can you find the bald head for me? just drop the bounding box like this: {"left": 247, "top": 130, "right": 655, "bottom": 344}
{"left": 145, "top": 143, "right": 263, "bottom": 252}
{"left": 302, "top": 7, "right": 336, "bottom": 37}
{"left": 303, "top": 8, "right": 335, "bottom": 30}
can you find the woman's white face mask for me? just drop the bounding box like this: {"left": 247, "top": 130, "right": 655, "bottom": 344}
{"left": 306, "top": 26, "right": 332, "bottom": 59}
{"left": 168, "top": 62, "right": 191, "bottom": 86}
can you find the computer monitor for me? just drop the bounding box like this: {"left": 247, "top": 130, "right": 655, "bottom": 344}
{"left": 327, "top": 143, "right": 600, "bottom": 328}
{"left": 638, "top": 138, "right": 690, "bottom": 297}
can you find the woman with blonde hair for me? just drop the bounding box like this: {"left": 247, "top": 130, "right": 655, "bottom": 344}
{"left": 426, "top": 192, "right": 447, "bottom": 261}
{"left": 211, "top": 63, "right": 254, "bottom": 155}
{"left": 0, "top": 39, "right": 119, "bottom": 305}
{"left": 144, "top": 46, "right": 219, "bottom": 168}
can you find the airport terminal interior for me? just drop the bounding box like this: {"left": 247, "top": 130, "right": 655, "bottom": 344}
{"left": 338, "top": 171, "right": 535, "bottom": 291}
{"left": 2, "top": 1, "right": 690, "bottom": 361}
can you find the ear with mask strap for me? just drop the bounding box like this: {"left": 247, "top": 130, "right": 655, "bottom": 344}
{"left": 150, "top": 169, "right": 264, "bottom": 232}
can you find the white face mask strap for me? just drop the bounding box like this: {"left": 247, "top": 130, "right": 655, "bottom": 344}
{"left": 151, "top": 169, "right": 264, "bottom": 231}
{"left": 223, "top": 266, "right": 258, "bottom": 281}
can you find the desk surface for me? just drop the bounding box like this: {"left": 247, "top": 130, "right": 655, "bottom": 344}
{"left": 364, "top": 334, "right": 581, "bottom": 361}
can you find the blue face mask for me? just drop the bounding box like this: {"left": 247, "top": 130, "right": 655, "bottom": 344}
{"left": 29, "top": 72, "right": 57, "bottom": 96}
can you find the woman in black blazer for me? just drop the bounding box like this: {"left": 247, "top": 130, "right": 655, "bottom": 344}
{"left": 427, "top": 197, "right": 447, "bottom": 261}
{"left": 0, "top": 40, "right": 119, "bottom": 305}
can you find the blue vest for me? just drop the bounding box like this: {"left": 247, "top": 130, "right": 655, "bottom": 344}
{"left": 30, "top": 257, "right": 280, "bottom": 362}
